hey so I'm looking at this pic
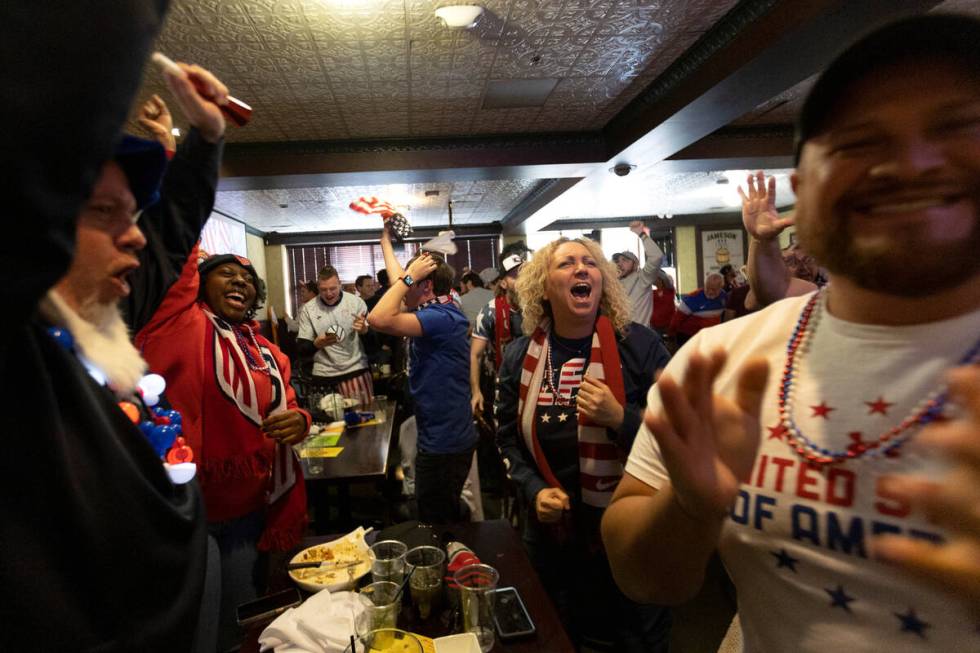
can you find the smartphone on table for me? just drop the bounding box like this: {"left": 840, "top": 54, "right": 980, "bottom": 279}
{"left": 492, "top": 586, "right": 536, "bottom": 639}
{"left": 236, "top": 588, "right": 303, "bottom": 627}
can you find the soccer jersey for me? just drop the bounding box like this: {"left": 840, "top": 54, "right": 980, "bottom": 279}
{"left": 411, "top": 302, "right": 477, "bottom": 454}
{"left": 297, "top": 292, "right": 369, "bottom": 378}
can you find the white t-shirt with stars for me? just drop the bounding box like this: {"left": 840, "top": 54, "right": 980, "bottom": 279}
{"left": 626, "top": 292, "right": 980, "bottom": 653}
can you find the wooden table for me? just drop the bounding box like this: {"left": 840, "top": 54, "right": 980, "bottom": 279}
{"left": 300, "top": 402, "right": 397, "bottom": 529}
{"left": 242, "top": 519, "right": 574, "bottom": 653}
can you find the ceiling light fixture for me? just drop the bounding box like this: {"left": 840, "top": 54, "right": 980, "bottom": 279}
{"left": 435, "top": 5, "right": 484, "bottom": 28}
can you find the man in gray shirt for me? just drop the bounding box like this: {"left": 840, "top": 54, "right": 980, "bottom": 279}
{"left": 297, "top": 264, "right": 374, "bottom": 401}
{"left": 458, "top": 271, "right": 494, "bottom": 329}
{"left": 612, "top": 220, "right": 664, "bottom": 326}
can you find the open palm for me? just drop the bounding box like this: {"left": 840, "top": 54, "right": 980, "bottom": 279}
{"left": 739, "top": 171, "right": 794, "bottom": 241}
{"left": 646, "top": 350, "right": 769, "bottom": 519}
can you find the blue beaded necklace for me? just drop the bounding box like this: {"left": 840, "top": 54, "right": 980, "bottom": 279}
{"left": 47, "top": 325, "right": 191, "bottom": 464}
{"left": 778, "top": 290, "right": 980, "bottom": 465}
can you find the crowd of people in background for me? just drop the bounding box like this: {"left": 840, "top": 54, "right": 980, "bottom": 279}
{"left": 4, "top": 6, "right": 980, "bottom": 653}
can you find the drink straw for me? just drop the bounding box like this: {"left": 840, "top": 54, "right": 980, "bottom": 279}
{"left": 393, "top": 564, "right": 417, "bottom": 603}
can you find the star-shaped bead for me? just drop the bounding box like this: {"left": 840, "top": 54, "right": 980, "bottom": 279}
{"left": 557, "top": 412, "right": 569, "bottom": 422}
{"left": 894, "top": 608, "right": 930, "bottom": 639}
{"left": 825, "top": 584, "right": 855, "bottom": 612}
{"left": 767, "top": 423, "right": 788, "bottom": 441}
{"left": 770, "top": 548, "right": 799, "bottom": 573}
{"left": 846, "top": 431, "right": 866, "bottom": 456}
{"left": 810, "top": 402, "right": 835, "bottom": 419}
{"left": 540, "top": 412, "right": 551, "bottom": 424}
{"left": 866, "top": 397, "right": 893, "bottom": 415}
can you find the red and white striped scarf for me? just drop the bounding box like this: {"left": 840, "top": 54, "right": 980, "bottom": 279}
{"left": 202, "top": 308, "right": 297, "bottom": 507}
{"left": 518, "top": 315, "right": 626, "bottom": 508}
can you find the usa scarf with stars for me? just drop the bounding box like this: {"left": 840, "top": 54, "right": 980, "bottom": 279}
{"left": 518, "top": 314, "right": 626, "bottom": 507}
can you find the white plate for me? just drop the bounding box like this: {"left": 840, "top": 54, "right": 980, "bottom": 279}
{"left": 288, "top": 527, "right": 373, "bottom": 593}
{"left": 434, "top": 633, "right": 481, "bottom": 653}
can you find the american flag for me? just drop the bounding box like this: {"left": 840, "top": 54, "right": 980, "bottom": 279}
{"left": 537, "top": 358, "right": 586, "bottom": 406}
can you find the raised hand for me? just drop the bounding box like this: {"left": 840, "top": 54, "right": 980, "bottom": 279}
{"left": 137, "top": 94, "right": 175, "bottom": 151}
{"left": 645, "top": 350, "right": 769, "bottom": 520}
{"left": 629, "top": 220, "right": 647, "bottom": 237}
{"left": 738, "top": 171, "right": 794, "bottom": 241}
{"left": 872, "top": 366, "right": 980, "bottom": 617}
{"left": 406, "top": 251, "right": 437, "bottom": 282}
{"left": 161, "top": 61, "right": 228, "bottom": 143}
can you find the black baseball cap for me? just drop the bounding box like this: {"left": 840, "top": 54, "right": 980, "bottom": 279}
{"left": 198, "top": 253, "right": 263, "bottom": 290}
{"left": 794, "top": 13, "right": 980, "bottom": 162}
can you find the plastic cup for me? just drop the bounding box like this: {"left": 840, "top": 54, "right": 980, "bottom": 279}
{"left": 343, "top": 628, "right": 423, "bottom": 653}
{"left": 454, "top": 564, "right": 499, "bottom": 653}
{"left": 371, "top": 540, "right": 407, "bottom": 584}
{"left": 405, "top": 545, "right": 445, "bottom": 620}
{"left": 356, "top": 581, "right": 400, "bottom": 633}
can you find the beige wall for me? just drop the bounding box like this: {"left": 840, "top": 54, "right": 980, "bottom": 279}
{"left": 262, "top": 242, "right": 288, "bottom": 321}
{"left": 674, "top": 225, "right": 699, "bottom": 294}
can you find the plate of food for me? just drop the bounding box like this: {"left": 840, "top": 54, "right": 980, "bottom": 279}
{"left": 288, "top": 527, "right": 373, "bottom": 593}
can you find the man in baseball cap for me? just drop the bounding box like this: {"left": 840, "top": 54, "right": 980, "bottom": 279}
{"left": 606, "top": 14, "right": 980, "bottom": 652}
{"left": 614, "top": 221, "right": 664, "bottom": 326}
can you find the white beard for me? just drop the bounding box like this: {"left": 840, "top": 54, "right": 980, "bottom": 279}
{"left": 40, "top": 290, "right": 147, "bottom": 395}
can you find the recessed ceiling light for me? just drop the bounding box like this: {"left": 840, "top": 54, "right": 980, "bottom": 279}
{"left": 435, "top": 5, "right": 484, "bottom": 28}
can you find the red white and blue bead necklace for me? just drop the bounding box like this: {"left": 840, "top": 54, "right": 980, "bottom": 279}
{"left": 233, "top": 323, "right": 270, "bottom": 374}
{"left": 778, "top": 290, "right": 980, "bottom": 466}
{"left": 48, "top": 326, "right": 195, "bottom": 482}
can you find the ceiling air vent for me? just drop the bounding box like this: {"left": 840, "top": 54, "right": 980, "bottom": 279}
{"left": 425, "top": 190, "right": 441, "bottom": 197}
{"left": 483, "top": 79, "right": 558, "bottom": 109}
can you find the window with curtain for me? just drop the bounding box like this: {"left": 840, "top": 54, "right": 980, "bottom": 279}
{"left": 286, "top": 236, "right": 498, "bottom": 314}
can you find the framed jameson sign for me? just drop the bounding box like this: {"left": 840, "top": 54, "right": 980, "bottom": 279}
{"left": 696, "top": 227, "right": 746, "bottom": 282}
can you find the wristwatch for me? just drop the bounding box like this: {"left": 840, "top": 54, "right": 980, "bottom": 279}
{"left": 400, "top": 275, "right": 414, "bottom": 287}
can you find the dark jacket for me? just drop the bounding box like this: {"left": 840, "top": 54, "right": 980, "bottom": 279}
{"left": 1, "top": 128, "right": 221, "bottom": 652}
{"left": 495, "top": 321, "right": 670, "bottom": 511}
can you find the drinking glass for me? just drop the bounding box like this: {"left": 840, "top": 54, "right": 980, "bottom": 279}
{"left": 405, "top": 545, "right": 445, "bottom": 620}
{"left": 343, "top": 628, "right": 423, "bottom": 653}
{"left": 453, "top": 564, "right": 499, "bottom": 653}
{"left": 371, "top": 540, "right": 407, "bottom": 584}
{"left": 356, "top": 581, "right": 400, "bottom": 633}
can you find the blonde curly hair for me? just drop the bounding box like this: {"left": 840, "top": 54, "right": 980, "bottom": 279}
{"left": 515, "top": 237, "right": 632, "bottom": 336}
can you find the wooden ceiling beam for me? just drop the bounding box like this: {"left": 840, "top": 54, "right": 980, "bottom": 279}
{"left": 218, "top": 132, "right": 606, "bottom": 191}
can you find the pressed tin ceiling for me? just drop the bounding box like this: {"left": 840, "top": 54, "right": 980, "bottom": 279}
{"left": 125, "top": 0, "right": 979, "bottom": 233}
{"left": 131, "top": 0, "right": 740, "bottom": 143}
{"left": 214, "top": 179, "right": 539, "bottom": 232}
